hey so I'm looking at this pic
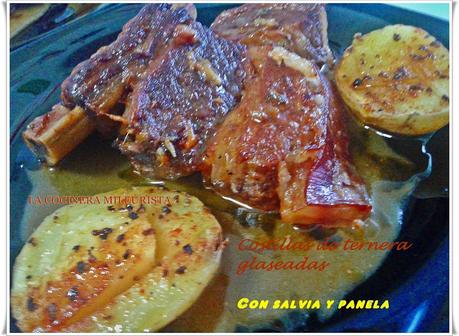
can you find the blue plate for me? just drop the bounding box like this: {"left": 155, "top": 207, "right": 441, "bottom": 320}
{"left": 10, "top": 3, "right": 449, "bottom": 333}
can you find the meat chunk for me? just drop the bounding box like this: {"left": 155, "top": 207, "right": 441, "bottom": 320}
{"left": 118, "top": 22, "right": 248, "bottom": 179}
{"left": 211, "top": 4, "right": 333, "bottom": 66}
{"left": 23, "top": 4, "right": 197, "bottom": 165}
{"left": 202, "top": 46, "right": 370, "bottom": 225}
{"left": 278, "top": 78, "right": 371, "bottom": 226}
{"left": 61, "top": 4, "right": 196, "bottom": 116}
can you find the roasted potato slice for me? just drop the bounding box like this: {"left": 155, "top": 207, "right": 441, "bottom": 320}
{"left": 12, "top": 187, "right": 223, "bottom": 332}
{"left": 335, "top": 24, "right": 449, "bottom": 135}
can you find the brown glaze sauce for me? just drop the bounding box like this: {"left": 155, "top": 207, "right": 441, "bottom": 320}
{"left": 22, "top": 115, "right": 423, "bottom": 332}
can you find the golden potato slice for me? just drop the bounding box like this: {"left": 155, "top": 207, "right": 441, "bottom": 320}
{"left": 335, "top": 24, "right": 449, "bottom": 135}
{"left": 12, "top": 187, "right": 223, "bottom": 332}
{"left": 12, "top": 199, "right": 157, "bottom": 332}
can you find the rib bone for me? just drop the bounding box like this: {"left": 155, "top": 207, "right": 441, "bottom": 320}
{"left": 23, "top": 105, "right": 95, "bottom": 165}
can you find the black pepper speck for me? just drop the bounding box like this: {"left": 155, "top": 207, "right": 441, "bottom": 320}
{"left": 175, "top": 266, "right": 187, "bottom": 274}
{"left": 183, "top": 244, "right": 193, "bottom": 255}
{"left": 27, "top": 297, "right": 38, "bottom": 312}
{"left": 352, "top": 78, "right": 362, "bottom": 88}
{"left": 91, "top": 227, "right": 113, "bottom": 240}
{"left": 76, "top": 261, "right": 86, "bottom": 274}
{"left": 67, "top": 287, "right": 79, "bottom": 302}
{"left": 161, "top": 206, "right": 171, "bottom": 214}
{"left": 393, "top": 67, "right": 409, "bottom": 80}
{"left": 28, "top": 237, "right": 37, "bottom": 246}
{"left": 123, "top": 249, "right": 132, "bottom": 259}
{"left": 47, "top": 303, "right": 57, "bottom": 321}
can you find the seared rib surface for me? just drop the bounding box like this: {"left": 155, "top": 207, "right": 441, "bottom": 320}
{"left": 211, "top": 4, "right": 333, "bottom": 66}
{"left": 119, "top": 22, "right": 248, "bottom": 179}
{"left": 202, "top": 46, "right": 370, "bottom": 224}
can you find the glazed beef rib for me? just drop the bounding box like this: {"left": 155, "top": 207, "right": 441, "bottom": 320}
{"left": 61, "top": 4, "right": 196, "bottom": 116}
{"left": 22, "top": 4, "right": 371, "bottom": 226}
{"left": 23, "top": 4, "right": 196, "bottom": 164}
{"left": 118, "top": 22, "right": 248, "bottom": 179}
{"left": 211, "top": 4, "right": 333, "bottom": 66}
{"left": 202, "top": 46, "right": 371, "bottom": 225}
